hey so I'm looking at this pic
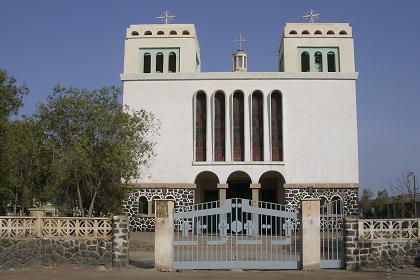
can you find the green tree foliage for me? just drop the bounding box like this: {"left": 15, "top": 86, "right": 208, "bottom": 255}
{"left": 35, "top": 85, "right": 158, "bottom": 216}
{"left": 2, "top": 119, "right": 55, "bottom": 214}
{"left": 0, "top": 69, "right": 29, "bottom": 214}
{"left": 359, "top": 188, "right": 388, "bottom": 218}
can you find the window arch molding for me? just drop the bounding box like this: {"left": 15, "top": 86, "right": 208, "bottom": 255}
{"left": 268, "top": 90, "right": 284, "bottom": 161}
{"left": 193, "top": 90, "right": 208, "bottom": 162}
{"left": 212, "top": 90, "right": 226, "bottom": 161}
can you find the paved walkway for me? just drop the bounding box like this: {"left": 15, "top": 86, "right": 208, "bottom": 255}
{"left": 1, "top": 266, "right": 420, "bottom": 280}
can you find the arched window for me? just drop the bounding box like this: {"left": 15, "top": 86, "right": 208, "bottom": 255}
{"left": 232, "top": 90, "right": 244, "bottom": 161}
{"left": 195, "top": 91, "right": 206, "bottom": 162}
{"left": 252, "top": 91, "right": 264, "bottom": 161}
{"left": 168, "top": 52, "right": 176, "bottom": 73}
{"left": 169, "top": 30, "right": 177, "bottom": 35}
{"left": 182, "top": 30, "right": 190, "bottom": 35}
{"left": 327, "top": 51, "right": 336, "bottom": 72}
{"left": 151, "top": 196, "right": 160, "bottom": 215}
{"left": 131, "top": 31, "right": 139, "bottom": 36}
{"left": 319, "top": 196, "right": 328, "bottom": 206}
{"left": 314, "top": 51, "right": 323, "bottom": 72}
{"left": 138, "top": 196, "right": 148, "bottom": 215}
{"left": 327, "top": 30, "right": 335, "bottom": 35}
{"left": 339, "top": 30, "right": 347, "bottom": 35}
{"left": 157, "top": 31, "right": 164, "bottom": 35}
{"left": 331, "top": 196, "right": 342, "bottom": 214}
{"left": 143, "top": 53, "right": 151, "bottom": 73}
{"left": 271, "top": 91, "right": 283, "bottom": 161}
{"left": 302, "top": 30, "right": 310, "bottom": 35}
{"left": 214, "top": 91, "right": 225, "bottom": 161}
{"left": 144, "top": 31, "right": 152, "bottom": 35}
{"left": 314, "top": 30, "right": 322, "bottom": 35}
{"left": 156, "top": 52, "right": 163, "bottom": 73}
{"left": 289, "top": 30, "right": 297, "bottom": 35}
{"left": 301, "top": 51, "right": 310, "bottom": 72}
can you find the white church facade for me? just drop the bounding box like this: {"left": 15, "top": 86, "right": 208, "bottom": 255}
{"left": 121, "top": 19, "right": 359, "bottom": 231}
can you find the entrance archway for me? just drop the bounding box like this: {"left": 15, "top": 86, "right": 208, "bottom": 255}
{"left": 195, "top": 171, "right": 219, "bottom": 203}
{"left": 227, "top": 171, "right": 251, "bottom": 199}
{"left": 258, "top": 171, "right": 286, "bottom": 204}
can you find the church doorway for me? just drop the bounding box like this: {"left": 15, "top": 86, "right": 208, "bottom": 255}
{"left": 226, "top": 171, "right": 251, "bottom": 199}
{"left": 258, "top": 171, "right": 286, "bottom": 204}
{"left": 195, "top": 171, "right": 219, "bottom": 203}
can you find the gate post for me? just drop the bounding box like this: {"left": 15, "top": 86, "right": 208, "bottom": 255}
{"left": 154, "top": 199, "right": 175, "bottom": 272}
{"left": 300, "top": 198, "right": 321, "bottom": 270}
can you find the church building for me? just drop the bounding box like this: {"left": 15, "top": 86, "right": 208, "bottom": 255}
{"left": 121, "top": 11, "right": 359, "bottom": 231}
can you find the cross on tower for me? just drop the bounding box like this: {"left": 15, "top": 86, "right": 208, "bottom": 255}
{"left": 156, "top": 10, "right": 176, "bottom": 24}
{"left": 302, "top": 9, "right": 321, "bottom": 23}
{"left": 234, "top": 34, "right": 247, "bottom": 50}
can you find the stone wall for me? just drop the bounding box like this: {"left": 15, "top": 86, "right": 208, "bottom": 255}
{"left": 345, "top": 218, "right": 420, "bottom": 270}
{"left": 285, "top": 187, "right": 358, "bottom": 216}
{"left": 122, "top": 188, "right": 194, "bottom": 231}
{"left": 0, "top": 239, "right": 112, "bottom": 270}
{"left": 0, "top": 216, "right": 129, "bottom": 270}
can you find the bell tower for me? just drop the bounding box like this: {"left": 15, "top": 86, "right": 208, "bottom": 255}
{"left": 232, "top": 35, "right": 248, "bottom": 72}
{"left": 123, "top": 10, "right": 201, "bottom": 74}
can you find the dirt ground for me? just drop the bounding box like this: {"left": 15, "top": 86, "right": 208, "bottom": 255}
{"left": 1, "top": 266, "right": 420, "bottom": 280}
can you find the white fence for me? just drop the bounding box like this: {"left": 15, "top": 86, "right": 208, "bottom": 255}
{"left": 0, "top": 216, "right": 113, "bottom": 239}
{"left": 358, "top": 219, "right": 420, "bottom": 240}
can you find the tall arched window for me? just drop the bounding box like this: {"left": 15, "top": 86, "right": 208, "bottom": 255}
{"left": 156, "top": 52, "right": 163, "bottom": 73}
{"left": 252, "top": 91, "right": 264, "bottom": 161}
{"left": 168, "top": 52, "right": 176, "bottom": 73}
{"left": 314, "top": 51, "right": 323, "bottom": 72}
{"left": 143, "top": 53, "right": 151, "bottom": 73}
{"left": 301, "top": 52, "right": 310, "bottom": 72}
{"left": 271, "top": 91, "right": 283, "bottom": 161}
{"left": 214, "top": 91, "right": 225, "bottom": 161}
{"left": 327, "top": 52, "right": 336, "bottom": 72}
{"left": 195, "top": 91, "right": 206, "bottom": 162}
{"left": 331, "top": 196, "right": 342, "bottom": 214}
{"left": 138, "top": 196, "right": 148, "bottom": 215}
{"left": 232, "top": 90, "right": 244, "bottom": 161}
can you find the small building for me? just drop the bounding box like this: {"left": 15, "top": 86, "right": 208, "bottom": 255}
{"left": 385, "top": 194, "right": 420, "bottom": 218}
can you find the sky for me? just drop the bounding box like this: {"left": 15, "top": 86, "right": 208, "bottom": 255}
{"left": 1, "top": 0, "right": 419, "bottom": 194}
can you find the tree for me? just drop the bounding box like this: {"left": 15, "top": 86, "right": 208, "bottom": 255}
{"left": 389, "top": 170, "right": 416, "bottom": 217}
{"left": 359, "top": 188, "right": 388, "bottom": 218}
{"left": 35, "top": 85, "right": 158, "bottom": 216}
{"left": 2, "top": 118, "right": 55, "bottom": 214}
{"left": 0, "top": 69, "right": 29, "bottom": 214}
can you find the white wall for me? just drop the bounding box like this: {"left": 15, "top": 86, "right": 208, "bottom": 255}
{"left": 122, "top": 72, "right": 359, "bottom": 185}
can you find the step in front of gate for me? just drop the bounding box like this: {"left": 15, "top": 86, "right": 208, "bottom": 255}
{"left": 174, "top": 260, "right": 299, "bottom": 270}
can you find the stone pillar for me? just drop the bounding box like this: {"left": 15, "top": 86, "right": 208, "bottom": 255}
{"left": 112, "top": 215, "right": 129, "bottom": 267}
{"left": 217, "top": 183, "right": 228, "bottom": 205}
{"left": 300, "top": 198, "right": 321, "bottom": 270}
{"left": 344, "top": 218, "right": 359, "bottom": 270}
{"left": 155, "top": 199, "right": 174, "bottom": 272}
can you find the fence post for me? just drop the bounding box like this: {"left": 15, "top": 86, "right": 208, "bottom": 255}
{"left": 300, "top": 198, "right": 321, "bottom": 270}
{"left": 155, "top": 199, "right": 175, "bottom": 272}
{"left": 29, "top": 208, "right": 44, "bottom": 238}
{"left": 112, "top": 215, "right": 129, "bottom": 267}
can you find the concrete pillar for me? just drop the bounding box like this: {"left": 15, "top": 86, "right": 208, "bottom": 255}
{"left": 28, "top": 208, "right": 44, "bottom": 237}
{"left": 154, "top": 199, "right": 175, "bottom": 272}
{"left": 112, "top": 215, "right": 129, "bottom": 267}
{"left": 300, "top": 198, "right": 321, "bottom": 270}
{"left": 250, "top": 183, "right": 261, "bottom": 204}
{"left": 217, "top": 183, "right": 228, "bottom": 205}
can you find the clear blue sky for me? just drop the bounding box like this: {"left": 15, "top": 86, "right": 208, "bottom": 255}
{"left": 1, "top": 0, "right": 419, "bottom": 194}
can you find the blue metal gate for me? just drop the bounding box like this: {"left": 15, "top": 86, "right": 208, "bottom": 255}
{"left": 320, "top": 199, "right": 344, "bottom": 268}
{"left": 173, "top": 198, "right": 299, "bottom": 269}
